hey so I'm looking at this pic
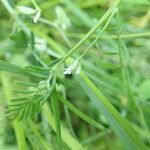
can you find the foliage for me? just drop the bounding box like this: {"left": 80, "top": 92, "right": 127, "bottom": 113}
{"left": 0, "top": 0, "right": 149, "bottom": 149}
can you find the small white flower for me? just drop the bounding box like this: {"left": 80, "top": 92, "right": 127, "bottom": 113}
{"left": 17, "top": 6, "right": 36, "bottom": 15}
{"left": 33, "top": 10, "right": 41, "bottom": 23}
{"left": 64, "top": 60, "right": 78, "bottom": 75}
{"left": 64, "top": 68, "right": 72, "bottom": 75}
{"left": 64, "top": 60, "right": 81, "bottom": 75}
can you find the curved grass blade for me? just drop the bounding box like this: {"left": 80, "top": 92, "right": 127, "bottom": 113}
{"left": 57, "top": 93, "right": 105, "bottom": 130}
{"left": 78, "top": 72, "right": 148, "bottom": 150}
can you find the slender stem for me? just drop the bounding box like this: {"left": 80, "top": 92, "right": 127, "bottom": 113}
{"left": 68, "top": 32, "right": 150, "bottom": 39}
{"left": 32, "top": 51, "right": 47, "bottom": 67}
{"left": 63, "top": 88, "right": 76, "bottom": 137}
{"left": 31, "top": 0, "right": 41, "bottom": 11}
{"left": 79, "top": 8, "right": 116, "bottom": 59}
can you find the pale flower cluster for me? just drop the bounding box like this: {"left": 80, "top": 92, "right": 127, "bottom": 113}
{"left": 64, "top": 60, "right": 81, "bottom": 75}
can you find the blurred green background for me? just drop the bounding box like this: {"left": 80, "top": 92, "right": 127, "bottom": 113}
{"left": 0, "top": 0, "right": 150, "bottom": 149}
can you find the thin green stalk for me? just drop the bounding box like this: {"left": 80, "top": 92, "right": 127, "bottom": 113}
{"left": 79, "top": 8, "right": 116, "bottom": 59}
{"left": 30, "top": 32, "right": 47, "bottom": 67}
{"left": 31, "top": 0, "right": 41, "bottom": 11}
{"left": 62, "top": 89, "right": 76, "bottom": 137}
{"left": 64, "top": 105, "right": 76, "bottom": 136}
{"left": 57, "top": 93, "right": 105, "bottom": 130}
{"left": 32, "top": 52, "right": 47, "bottom": 67}
{"left": 67, "top": 32, "right": 150, "bottom": 39}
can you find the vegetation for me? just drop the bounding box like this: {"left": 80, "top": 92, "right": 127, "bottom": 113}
{"left": 0, "top": 0, "right": 149, "bottom": 149}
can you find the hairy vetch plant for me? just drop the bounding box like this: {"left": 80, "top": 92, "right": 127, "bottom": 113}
{"left": 0, "top": 0, "right": 149, "bottom": 149}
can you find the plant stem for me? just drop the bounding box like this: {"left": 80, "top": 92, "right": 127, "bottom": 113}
{"left": 31, "top": 0, "right": 41, "bottom": 11}
{"left": 79, "top": 8, "right": 116, "bottom": 59}
{"left": 67, "top": 32, "right": 150, "bottom": 39}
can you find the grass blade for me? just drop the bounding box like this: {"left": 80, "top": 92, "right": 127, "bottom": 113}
{"left": 57, "top": 93, "right": 105, "bottom": 130}
{"left": 78, "top": 72, "right": 148, "bottom": 150}
{"left": 51, "top": 91, "right": 62, "bottom": 149}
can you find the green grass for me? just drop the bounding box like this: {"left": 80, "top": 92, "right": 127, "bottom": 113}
{"left": 0, "top": 0, "right": 150, "bottom": 149}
